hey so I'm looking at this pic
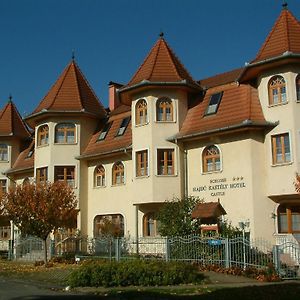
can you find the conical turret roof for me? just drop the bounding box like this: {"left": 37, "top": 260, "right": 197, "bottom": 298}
{"left": 253, "top": 8, "right": 300, "bottom": 63}
{"left": 0, "top": 100, "right": 31, "bottom": 139}
{"left": 126, "top": 35, "right": 199, "bottom": 88}
{"left": 28, "top": 60, "right": 106, "bottom": 119}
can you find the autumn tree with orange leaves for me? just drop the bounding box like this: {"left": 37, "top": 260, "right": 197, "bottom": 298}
{"left": 0, "top": 181, "right": 77, "bottom": 262}
{"left": 295, "top": 173, "right": 300, "bottom": 193}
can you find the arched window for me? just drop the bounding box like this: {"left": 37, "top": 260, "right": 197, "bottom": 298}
{"left": 37, "top": 125, "right": 49, "bottom": 146}
{"left": 94, "top": 214, "right": 124, "bottom": 237}
{"left": 202, "top": 145, "right": 221, "bottom": 173}
{"left": 136, "top": 99, "right": 148, "bottom": 125}
{"left": 268, "top": 75, "right": 287, "bottom": 105}
{"left": 156, "top": 98, "right": 173, "bottom": 122}
{"left": 143, "top": 212, "right": 159, "bottom": 237}
{"left": 112, "top": 162, "right": 124, "bottom": 185}
{"left": 278, "top": 204, "right": 300, "bottom": 233}
{"left": 94, "top": 165, "right": 105, "bottom": 187}
{"left": 296, "top": 74, "right": 300, "bottom": 101}
{"left": 0, "top": 144, "right": 8, "bottom": 161}
{"left": 55, "top": 123, "right": 76, "bottom": 143}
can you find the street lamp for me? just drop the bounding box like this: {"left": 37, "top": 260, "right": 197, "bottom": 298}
{"left": 238, "top": 220, "right": 250, "bottom": 269}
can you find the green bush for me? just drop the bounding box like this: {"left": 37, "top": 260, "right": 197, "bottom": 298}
{"left": 67, "top": 259, "right": 204, "bottom": 287}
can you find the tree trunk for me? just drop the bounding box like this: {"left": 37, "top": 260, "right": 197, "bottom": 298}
{"left": 43, "top": 237, "right": 48, "bottom": 264}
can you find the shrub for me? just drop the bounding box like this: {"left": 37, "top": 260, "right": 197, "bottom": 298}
{"left": 67, "top": 259, "right": 204, "bottom": 287}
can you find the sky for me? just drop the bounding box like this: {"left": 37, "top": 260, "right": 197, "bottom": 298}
{"left": 0, "top": 0, "right": 300, "bottom": 117}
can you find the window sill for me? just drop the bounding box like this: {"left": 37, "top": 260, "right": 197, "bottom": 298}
{"left": 156, "top": 174, "right": 177, "bottom": 177}
{"left": 135, "top": 122, "right": 149, "bottom": 128}
{"left": 201, "top": 170, "right": 223, "bottom": 175}
{"left": 135, "top": 175, "right": 150, "bottom": 179}
{"left": 54, "top": 142, "right": 77, "bottom": 145}
{"left": 93, "top": 185, "right": 106, "bottom": 189}
{"left": 268, "top": 101, "right": 288, "bottom": 108}
{"left": 0, "top": 160, "right": 9, "bottom": 163}
{"left": 271, "top": 161, "right": 293, "bottom": 167}
{"left": 37, "top": 144, "right": 49, "bottom": 148}
{"left": 111, "top": 183, "right": 126, "bottom": 187}
{"left": 155, "top": 120, "right": 176, "bottom": 124}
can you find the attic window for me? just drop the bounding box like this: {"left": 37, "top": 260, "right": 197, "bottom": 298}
{"left": 98, "top": 122, "right": 112, "bottom": 141}
{"left": 205, "top": 92, "right": 223, "bottom": 116}
{"left": 116, "top": 117, "right": 130, "bottom": 136}
{"left": 26, "top": 145, "right": 34, "bottom": 158}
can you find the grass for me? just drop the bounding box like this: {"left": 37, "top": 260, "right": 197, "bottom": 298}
{"left": 0, "top": 259, "right": 299, "bottom": 300}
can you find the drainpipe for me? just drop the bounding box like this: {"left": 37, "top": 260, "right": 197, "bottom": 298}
{"left": 184, "top": 149, "right": 188, "bottom": 198}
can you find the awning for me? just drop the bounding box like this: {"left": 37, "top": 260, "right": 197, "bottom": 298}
{"left": 192, "top": 202, "right": 226, "bottom": 219}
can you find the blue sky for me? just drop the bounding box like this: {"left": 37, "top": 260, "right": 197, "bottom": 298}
{"left": 1, "top": 0, "right": 299, "bottom": 116}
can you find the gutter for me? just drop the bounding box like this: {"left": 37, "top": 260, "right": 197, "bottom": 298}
{"left": 168, "top": 120, "right": 278, "bottom": 142}
{"left": 4, "top": 166, "right": 34, "bottom": 176}
{"left": 238, "top": 52, "right": 300, "bottom": 82}
{"left": 76, "top": 145, "right": 132, "bottom": 160}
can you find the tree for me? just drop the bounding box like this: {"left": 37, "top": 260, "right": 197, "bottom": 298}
{"left": 0, "top": 181, "right": 77, "bottom": 262}
{"left": 156, "top": 196, "right": 202, "bottom": 236}
{"left": 295, "top": 173, "right": 300, "bottom": 193}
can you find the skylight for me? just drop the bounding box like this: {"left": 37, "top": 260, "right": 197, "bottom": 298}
{"left": 97, "top": 122, "right": 112, "bottom": 141}
{"left": 205, "top": 92, "right": 223, "bottom": 116}
{"left": 116, "top": 117, "right": 130, "bottom": 136}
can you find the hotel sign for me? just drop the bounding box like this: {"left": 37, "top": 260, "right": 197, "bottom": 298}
{"left": 192, "top": 177, "right": 246, "bottom": 197}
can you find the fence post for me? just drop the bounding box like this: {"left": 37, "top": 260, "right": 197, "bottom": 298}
{"left": 225, "top": 238, "right": 230, "bottom": 268}
{"left": 115, "top": 238, "right": 120, "bottom": 262}
{"left": 273, "top": 245, "right": 280, "bottom": 274}
{"left": 165, "top": 237, "right": 170, "bottom": 262}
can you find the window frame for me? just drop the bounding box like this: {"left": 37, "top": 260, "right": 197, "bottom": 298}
{"left": 296, "top": 74, "right": 300, "bottom": 102}
{"left": 36, "top": 167, "right": 48, "bottom": 184}
{"left": 204, "top": 92, "right": 223, "bottom": 116}
{"left": 202, "top": 145, "right": 222, "bottom": 173}
{"left": 54, "top": 166, "right": 76, "bottom": 188}
{"left": 135, "top": 99, "right": 148, "bottom": 126}
{"left": 54, "top": 123, "right": 76, "bottom": 144}
{"left": 143, "top": 212, "right": 159, "bottom": 237}
{"left": 97, "top": 122, "right": 112, "bottom": 141}
{"left": 0, "top": 179, "right": 7, "bottom": 195}
{"left": 268, "top": 75, "right": 287, "bottom": 106}
{"left": 116, "top": 117, "right": 130, "bottom": 137}
{"left": 277, "top": 205, "right": 300, "bottom": 234}
{"left": 37, "top": 124, "right": 49, "bottom": 146}
{"left": 156, "top": 97, "right": 174, "bottom": 122}
{"left": 112, "top": 161, "right": 125, "bottom": 185}
{"left": 136, "top": 149, "right": 149, "bottom": 177}
{"left": 156, "top": 148, "right": 175, "bottom": 176}
{"left": 94, "top": 165, "right": 106, "bottom": 187}
{"left": 94, "top": 214, "right": 125, "bottom": 237}
{"left": 271, "top": 132, "right": 291, "bottom": 165}
{"left": 0, "top": 144, "right": 8, "bottom": 162}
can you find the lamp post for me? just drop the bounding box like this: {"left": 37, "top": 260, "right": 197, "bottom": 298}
{"left": 238, "top": 220, "right": 250, "bottom": 269}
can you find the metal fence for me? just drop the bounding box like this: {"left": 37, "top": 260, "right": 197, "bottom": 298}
{"left": 2, "top": 234, "right": 300, "bottom": 279}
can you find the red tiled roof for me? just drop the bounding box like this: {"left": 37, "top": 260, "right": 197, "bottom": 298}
{"left": 6, "top": 139, "right": 34, "bottom": 174}
{"left": 81, "top": 109, "right": 132, "bottom": 159}
{"left": 0, "top": 101, "right": 31, "bottom": 139}
{"left": 177, "top": 83, "right": 267, "bottom": 139}
{"left": 126, "top": 36, "right": 198, "bottom": 88}
{"left": 29, "top": 60, "right": 106, "bottom": 118}
{"left": 253, "top": 9, "right": 300, "bottom": 63}
{"left": 199, "top": 68, "right": 244, "bottom": 89}
{"left": 192, "top": 202, "right": 227, "bottom": 219}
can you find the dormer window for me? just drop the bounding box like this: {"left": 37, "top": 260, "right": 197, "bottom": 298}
{"left": 98, "top": 122, "right": 112, "bottom": 141}
{"left": 116, "top": 117, "right": 130, "bottom": 136}
{"left": 37, "top": 125, "right": 49, "bottom": 146}
{"left": 296, "top": 74, "right": 300, "bottom": 101}
{"left": 268, "top": 75, "right": 286, "bottom": 105}
{"left": 205, "top": 92, "right": 223, "bottom": 116}
{"left": 136, "top": 99, "right": 148, "bottom": 126}
{"left": 26, "top": 144, "right": 34, "bottom": 158}
{"left": 55, "top": 123, "right": 76, "bottom": 144}
{"left": 156, "top": 98, "right": 173, "bottom": 122}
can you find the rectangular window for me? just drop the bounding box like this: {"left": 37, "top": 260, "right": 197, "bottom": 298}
{"left": 205, "top": 92, "right": 223, "bottom": 115}
{"left": 0, "top": 179, "right": 7, "bottom": 194}
{"left": 271, "top": 133, "right": 291, "bottom": 164}
{"left": 116, "top": 117, "right": 130, "bottom": 136}
{"left": 36, "top": 167, "right": 48, "bottom": 184}
{"left": 157, "top": 149, "right": 174, "bottom": 175}
{"left": 54, "top": 166, "right": 75, "bottom": 188}
{"left": 0, "top": 144, "right": 8, "bottom": 161}
{"left": 136, "top": 150, "right": 148, "bottom": 177}
{"left": 98, "top": 122, "right": 112, "bottom": 141}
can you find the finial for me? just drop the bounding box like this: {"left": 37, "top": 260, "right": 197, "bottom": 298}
{"left": 282, "top": 1, "right": 288, "bottom": 9}
{"left": 72, "top": 49, "right": 75, "bottom": 61}
{"left": 8, "top": 94, "right": 12, "bottom": 103}
{"left": 159, "top": 32, "right": 164, "bottom": 38}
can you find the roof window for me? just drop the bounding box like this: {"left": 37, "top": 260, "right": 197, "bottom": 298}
{"left": 116, "top": 117, "right": 130, "bottom": 136}
{"left": 205, "top": 92, "right": 223, "bottom": 116}
{"left": 97, "top": 122, "right": 112, "bottom": 141}
{"left": 26, "top": 145, "right": 35, "bottom": 158}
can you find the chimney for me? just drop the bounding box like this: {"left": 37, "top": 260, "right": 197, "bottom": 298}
{"left": 108, "top": 81, "right": 122, "bottom": 111}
